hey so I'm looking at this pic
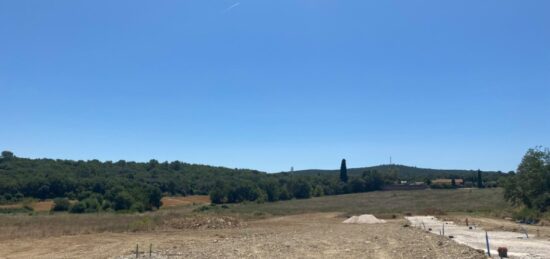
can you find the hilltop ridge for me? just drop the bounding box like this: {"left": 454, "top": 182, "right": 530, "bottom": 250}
{"left": 287, "top": 164, "right": 504, "bottom": 182}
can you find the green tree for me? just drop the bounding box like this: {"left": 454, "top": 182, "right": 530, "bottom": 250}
{"left": 424, "top": 178, "right": 432, "bottom": 185}
{"left": 37, "top": 185, "right": 50, "bottom": 200}
{"left": 69, "top": 202, "right": 86, "bottom": 213}
{"left": 503, "top": 147, "right": 550, "bottom": 212}
{"left": 477, "top": 170, "right": 483, "bottom": 188}
{"left": 209, "top": 186, "right": 227, "bottom": 204}
{"left": 340, "top": 159, "right": 348, "bottom": 183}
{"left": 363, "top": 170, "right": 385, "bottom": 191}
{"left": 1, "top": 151, "right": 14, "bottom": 159}
{"left": 292, "top": 180, "right": 312, "bottom": 199}
{"left": 350, "top": 178, "right": 366, "bottom": 193}
{"left": 114, "top": 191, "right": 134, "bottom": 210}
{"left": 260, "top": 179, "right": 281, "bottom": 202}
{"left": 147, "top": 187, "right": 162, "bottom": 209}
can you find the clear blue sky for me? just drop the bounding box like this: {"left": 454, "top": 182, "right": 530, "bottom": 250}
{"left": 1, "top": 1, "right": 549, "bottom": 173}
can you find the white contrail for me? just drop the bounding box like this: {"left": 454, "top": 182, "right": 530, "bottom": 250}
{"left": 223, "top": 2, "right": 240, "bottom": 13}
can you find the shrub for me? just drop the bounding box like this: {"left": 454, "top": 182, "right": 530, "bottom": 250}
{"left": 52, "top": 198, "right": 71, "bottom": 211}
{"left": 512, "top": 208, "right": 540, "bottom": 224}
{"left": 3, "top": 193, "right": 12, "bottom": 201}
{"left": 82, "top": 198, "right": 100, "bottom": 213}
{"left": 0, "top": 207, "right": 32, "bottom": 214}
{"left": 194, "top": 205, "right": 211, "bottom": 212}
{"left": 130, "top": 202, "right": 145, "bottom": 213}
{"left": 312, "top": 185, "right": 324, "bottom": 197}
{"left": 210, "top": 187, "right": 226, "bottom": 204}
{"left": 22, "top": 200, "right": 34, "bottom": 211}
{"left": 255, "top": 189, "right": 267, "bottom": 203}
{"left": 14, "top": 192, "right": 23, "bottom": 201}
{"left": 279, "top": 187, "right": 292, "bottom": 200}
{"left": 101, "top": 200, "right": 112, "bottom": 211}
{"left": 69, "top": 202, "right": 86, "bottom": 213}
{"left": 129, "top": 216, "right": 154, "bottom": 232}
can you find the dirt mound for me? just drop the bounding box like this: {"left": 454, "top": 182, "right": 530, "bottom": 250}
{"left": 165, "top": 216, "right": 244, "bottom": 230}
{"left": 343, "top": 214, "right": 386, "bottom": 224}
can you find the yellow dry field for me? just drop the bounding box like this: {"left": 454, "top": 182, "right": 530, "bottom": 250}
{"left": 0, "top": 200, "right": 54, "bottom": 212}
{"left": 160, "top": 195, "right": 210, "bottom": 208}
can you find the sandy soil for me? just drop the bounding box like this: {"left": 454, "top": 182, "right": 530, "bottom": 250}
{"left": 0, "top": 213, "right": 484, "bottom": 259}
{"left": 407, "top": 216, "right": 550, "bottom": 259}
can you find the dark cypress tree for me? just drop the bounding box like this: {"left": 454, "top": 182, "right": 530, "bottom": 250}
{"left": 477, "top": 169, "right": 483, "bottom": 188}
{"left": 340, "top": 159, "right": 348, "bottom": 183}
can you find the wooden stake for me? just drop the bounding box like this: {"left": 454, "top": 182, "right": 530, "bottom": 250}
{"left": 136, "top": 244, "right": 139, "bottom": 258}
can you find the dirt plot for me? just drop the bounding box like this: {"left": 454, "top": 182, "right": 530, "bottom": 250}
{"left": 407, "top": 216, "right": 550, "bottom": 258}
{"left": 0, "top": 213, "right": 485, "bottom": 259}
{"left": 445, "top": 215, "right": 550, "bottom": 239}
{"left": 161, "top": 196, "right": 210, "bottom": 208}
{"left": 0, "top": 200, "right": 54, "bottom": 212}
{"left": 32, "top": 200, "right": 54, "bottom": 212}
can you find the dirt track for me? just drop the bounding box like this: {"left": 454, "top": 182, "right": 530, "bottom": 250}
{"left": 0, "top": 213, "right": 485, "bottom": 259}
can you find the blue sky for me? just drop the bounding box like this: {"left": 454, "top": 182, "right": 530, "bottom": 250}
{"left": 1, "top": 0, "right": 549, "bottom": 172}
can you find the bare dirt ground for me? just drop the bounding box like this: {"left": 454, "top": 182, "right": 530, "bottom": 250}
{"left": 444, "top": 215, "right": 550, "bottom": 239}
{"left": 407, "top": 216, "right": 550, "bottom": 258}
{"left": 0, "top": 213, "right": 485, "bottom": 259}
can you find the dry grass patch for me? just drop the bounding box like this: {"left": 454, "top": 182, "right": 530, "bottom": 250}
{"left": 0, "top": 204, "right": 22, "bottom": 209}
{"left": 223, "top": 188, "right": 509, "bottom": 217}
{"left": 0, "top": 200, "right": 54, "bottom": 212}
{"left": 32, "top": 200, "right": 54, "bottom": 212}
{"left": 161, "top": 195, "right": 210, "bottom": 208}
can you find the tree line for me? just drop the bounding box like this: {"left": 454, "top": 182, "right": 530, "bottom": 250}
{"left": 1, "top": 150, "right": 518, "bottom": 215}
{"left": 0, "top": 153, "right": 390, "bottom": 212}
